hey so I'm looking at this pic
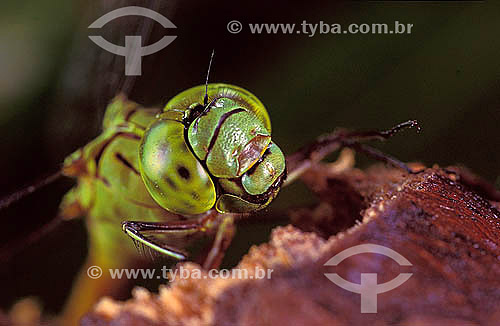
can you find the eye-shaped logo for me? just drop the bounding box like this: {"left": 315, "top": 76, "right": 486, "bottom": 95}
{"left": 88, "top": 6, "right": 177, "bottom": 76}
{"left": 324, "top": 244, "right": 412, "bottom": 313}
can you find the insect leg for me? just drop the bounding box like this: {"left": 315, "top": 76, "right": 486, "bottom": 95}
{"left": 286, "top": 120, "right": 420, "bottom": 184}
{"left": 122, "top": 220, "right": 202, "bottom": 260}
{"left": 338, "top": 119, "right": 420, "bottom": 141}
{"left": 343, "top": 142, "right": 415, "bottom": 174}
{"left": 0, "top": 214, "right": 64, "bottom": 263}
{"left": 122, "top": 211, "right": 236, "bottom": 269}
{"left": 202, "top": 215, "right": 236, "bottom": 270}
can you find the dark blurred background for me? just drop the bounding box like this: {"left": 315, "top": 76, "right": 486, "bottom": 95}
{"left": 1, "top": 0, "right": 499, "bottom": 316}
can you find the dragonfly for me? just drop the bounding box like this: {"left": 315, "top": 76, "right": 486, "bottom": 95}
{"left": 0, "top": 2, "right": 420, "bottom": 325}
{"left": 1, "top": 82, "right": 419, "bottom": 325}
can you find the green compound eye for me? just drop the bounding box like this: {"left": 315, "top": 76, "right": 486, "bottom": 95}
{"left": 139, "top": 119, "right": 216, "bottom": 215}
{"left": 241, "top": 142, "right": 285, "bottom": 195}
{"left": 187, "top": 98, "right": 271, "bottom": 178}
{"left": 138, "top": 83, "right": 286, "bottom": 215}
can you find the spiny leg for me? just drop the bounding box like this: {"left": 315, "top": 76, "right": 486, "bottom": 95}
{"left": 286, "top": 120, "right": 420, "bottom": 185}
{"left": 122, "top": 220, "right": 202, "bottom": 260}
{"left": 337, "top": 119, "right": 420, "bottom": 141}
{"left": 122, "top": 210, "right": 234, "bottom": 268}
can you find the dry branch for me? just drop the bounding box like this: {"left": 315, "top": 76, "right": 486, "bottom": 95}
{"left": 82, "top": 164, "right": 500, "bottom": 326}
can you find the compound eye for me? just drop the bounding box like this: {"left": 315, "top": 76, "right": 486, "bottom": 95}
{"left": 187, "top": 102, "right": 271, "bottom": 179}
{"left": 139, "top": 119, "right": 216, "bottom": 215}
{"left": 241, "top": 142, "right": 285, "bottom": 195}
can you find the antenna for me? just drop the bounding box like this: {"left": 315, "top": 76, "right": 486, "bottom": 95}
{"left": 0, "top": 170, "right": 63, "bottom": 211}
{"left": 204, "top": 49, "right": 215, "bottom": 106}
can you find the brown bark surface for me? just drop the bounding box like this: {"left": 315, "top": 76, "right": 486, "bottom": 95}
{"left": 82, "top": 164, "right": 500, "bottom": 326}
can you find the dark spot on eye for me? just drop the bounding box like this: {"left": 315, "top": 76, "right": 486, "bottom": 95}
{"left": 178, "top": 166, "right": 190, "bottom": 180}
{"left": 165, "top": 177, "right": 177, "bottom": 190}
{"left": 191, "top": 192, "right": 200, "bottom": 200}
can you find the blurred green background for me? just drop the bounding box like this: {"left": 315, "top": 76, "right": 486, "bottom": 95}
{"left": 1, "top": 0, "right": 499, "bottom": 316}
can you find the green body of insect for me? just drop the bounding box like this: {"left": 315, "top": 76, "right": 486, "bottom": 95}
{"left": 45, "top": 82, "right": 415, "bottom": 326}
{"left": 58, "top": 84, "right": 286, "bottom": 324}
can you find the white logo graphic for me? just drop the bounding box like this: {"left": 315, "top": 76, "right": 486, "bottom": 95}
{"left": 88, "top": 6, "right": 177, "bottom": 76}
{"left": 324, "top": 244, "right": 412, "bottom": 313}
{"left": 227, "top": 20, "right": 243, "bottom": 34}
{"left": 87, "top": 265, "right": 103, "bottom": 279}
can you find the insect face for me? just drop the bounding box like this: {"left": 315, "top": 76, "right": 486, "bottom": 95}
{"left": 138, "top": 84, "right": 286, "bottom": 216}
